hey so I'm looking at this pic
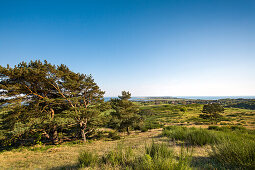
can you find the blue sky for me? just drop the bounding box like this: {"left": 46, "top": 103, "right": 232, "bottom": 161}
{"left": 0, "top": 0, "right": 255, "bottom": 96}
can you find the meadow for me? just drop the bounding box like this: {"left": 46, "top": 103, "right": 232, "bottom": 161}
{"left": 0, "top": 101, "right": 255, "bottom": 169}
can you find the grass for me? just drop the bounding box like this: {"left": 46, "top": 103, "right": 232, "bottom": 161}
{"left": 78, "top": 141, "right": 192, "bottom": 170}
{"left": 162, "top": 126, "right": 222, "bottom": 146}
{"left": 210, "top": 137, "right": 255, "bottom": 169}
{"left": 1, "top": 125, "right": 254, "bottom": 169}
{"left": 0, "top": 129, "right": 162, "bottom": 169}
{"left": 163, "top": 125, "right": 255, "bottom": 169}
{"left": 140, "top": 104, "right": 255, "bottom": 129}
{"left": 0, "top": 103, "right": 255, "bottom": 169}
{"left": 101, "top": 143, "right": 135, "bottom": 167}
{"left": 78, "top": 151, "right": 98, "bottom": 168}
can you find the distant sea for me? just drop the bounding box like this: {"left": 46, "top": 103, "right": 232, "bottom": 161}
{"left": 104, "top": 96, "right": 255, "bottom": 101}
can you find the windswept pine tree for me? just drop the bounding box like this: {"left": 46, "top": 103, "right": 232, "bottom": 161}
{"left": 0, "top": 60, "right": 104, "bottom": 145}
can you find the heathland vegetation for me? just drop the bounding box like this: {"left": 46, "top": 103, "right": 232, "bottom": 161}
{"left": 0, "top": 60, "right": 255, "bottom": 169}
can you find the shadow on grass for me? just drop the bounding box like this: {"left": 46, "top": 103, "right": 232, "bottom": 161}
{"left": 191, "top": 156, "right": 226, "bottom": 169}
{"left": 49, "top": 164, "right": 79, "bottom": 170}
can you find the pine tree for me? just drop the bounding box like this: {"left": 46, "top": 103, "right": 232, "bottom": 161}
{"left": 110, "top": 91, "right": 141, "bottom": 135}
{"left": 0, "top": 60, "right": 104, "bottom": 144}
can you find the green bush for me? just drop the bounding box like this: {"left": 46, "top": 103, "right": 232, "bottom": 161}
{"left": 108, "top": 131, "right": 121, "bottom": 140}
{"left": 145, "top": 120, "right": 163, "bottom": 129}
{"left": 211, "top": 138, "right": 255, "bottom": 169}
{"left": 78, "top": 151, "right": 98, "bottom": 167}
{"left": 141, "top": 127, "right": 148, "bottom": 132}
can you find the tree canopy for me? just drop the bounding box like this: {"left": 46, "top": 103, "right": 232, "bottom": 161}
{"left": 200, "top": 103, "right": 224, "bottom": 124}
{"left": 0, "top": 60, "right": 105, "bottom": 145}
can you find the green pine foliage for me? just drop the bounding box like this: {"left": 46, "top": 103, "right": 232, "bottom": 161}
{"left": 110, "top": 91, "right": 142, "bottom": 134}
{"left": 0, "top": 60, "right": 105, "bottom": 146}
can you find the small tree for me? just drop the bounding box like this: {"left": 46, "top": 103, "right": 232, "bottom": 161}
{"left": 200, "top": 103, "right": 224, "bottom": 124}
{"left": 110, "top": 91, "right": 141, "bottom": 135}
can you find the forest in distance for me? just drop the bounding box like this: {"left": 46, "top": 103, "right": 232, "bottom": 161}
{"left": 0, "top": 60, "right": 255, "bottom": 169}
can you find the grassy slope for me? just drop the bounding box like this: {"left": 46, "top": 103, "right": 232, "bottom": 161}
{"left": 0, "top": 104, "right": 254, "bottom": 169}
{"left": 0, "top": 129, "right": 210, "bottom": 169}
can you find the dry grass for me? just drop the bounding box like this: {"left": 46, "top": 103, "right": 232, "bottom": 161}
{"left": 0, "top": 129, "right": 160, "bottom": 169}
{"left": 0, "top": 128, "right": 210, "bottom": 169}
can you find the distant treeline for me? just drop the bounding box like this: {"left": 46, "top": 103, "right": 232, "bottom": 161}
{"left": 221, "top": 99, "right": 255, "bottom": 110}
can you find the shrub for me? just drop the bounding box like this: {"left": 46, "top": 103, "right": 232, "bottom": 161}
{"left": 108, "top": 131, "right": 121, "bottom": 140}
{"left": 78, "top": 151, "right": 98, "bottom": 167}
{"left": 145, "top": 120, "right": 163, "bottom": 129}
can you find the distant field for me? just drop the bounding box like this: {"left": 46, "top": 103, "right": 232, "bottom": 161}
{"left": 140, "top": 104, "right": 255, "bottom": 130}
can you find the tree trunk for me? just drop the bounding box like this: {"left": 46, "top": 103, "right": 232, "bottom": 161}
{"left": 80, "top": 119, "right": 87, "bottom": 143}
{"left": 127, "top": 127, "right": 130, "bottom": 135}
{"left": 81, "top": 129, "right": 86, "bottom": 143}
{"left": 50, "top": 125, "right": 59, "bottom": 144}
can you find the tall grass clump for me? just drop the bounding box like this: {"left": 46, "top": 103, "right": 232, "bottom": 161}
{"left": 175, "top": 147, "right": 193, "bottom": 170}
{"left": 210, "top": 138, "right": 255, "bottom": 169}
{"left": 134, "top": 142, "right": 192, "bottom": 170}
{"left": 162, "top": 126, "right": 222, "bottom": 146}
{"left": 78, "top": 151, "right": 98, "bottom": 168}
{"left": 80, "top": 142, "right": 192, "bottom": 169}
{"left": 102, "top": 144, "right": 135, "bottom": 167}
{"left": 145, "top": 141, "right": 174, "bottom": 159}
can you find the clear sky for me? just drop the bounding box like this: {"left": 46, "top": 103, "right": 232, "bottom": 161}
{"left": 0, "top": 0, "right": 255, "bottom": 97}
